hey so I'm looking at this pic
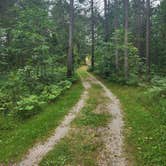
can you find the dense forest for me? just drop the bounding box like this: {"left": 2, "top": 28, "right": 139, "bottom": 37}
{"left": 0, "top": 0, "right": 166, "bottom": 165}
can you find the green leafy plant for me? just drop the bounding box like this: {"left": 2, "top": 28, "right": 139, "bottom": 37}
{"left": 16, "top": 95, "right": 43, "bottom": 119}
{"left": 41, "top": 85, "right": 62, "bottom": 102}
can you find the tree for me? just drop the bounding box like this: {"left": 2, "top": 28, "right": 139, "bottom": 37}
{"left": 67, "top": 0, "right": 74, "bottom": 77}
{"left": 124, "top": 0, "right": 129, "bottom": 79}
{"left": 134, "top": 0, "right": 142, "bottom": 55}
{"left": 151, "top": 0, "right": 166, "bottom": 74}
{"left": 114, "top": 0, "right": 119, "bottom": 72}
{"left": 0, "top": 0, "right": 17, "bottom": 20}
{"left": 104, "top": 0, "right": 109, "bottom": 42}
{"left": 91, "top": 0, "right": 95, "bottom": 69}
{"left": 146, "top": 0, "right": 150, "bottom": 80}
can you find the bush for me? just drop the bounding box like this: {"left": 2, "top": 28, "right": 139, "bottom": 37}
{"left": 0, "top": 65, "right": 74, "bottom": 120}
{"left": 58, "top": 80, "right": 72, "bottom": 90}
{"left": 0, "top": 91, "right": 13, "bottom": 116}
{"left": 149, "top": 76, "right": 166, "bottom": 98}
{"left": 16, "top": 95, "right": 43, "bottom": 119}
{"left": 41, "top": 80, "right": 72, "bottom": 102}
{"left": 41, "top": 85, "right": 63, "bottom": 102}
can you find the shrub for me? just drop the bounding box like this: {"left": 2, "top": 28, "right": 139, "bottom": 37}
{"left": 16, "top": 95, "right": 43, "bottom": 119}
{"left": 0, "top": 91, "right": 13, "bottom": 116}
{"left": 41, "top": 85, "right": 63, "bottom": 102}
{"left": 58, "top": 80, "right": 72, "bottom": 90}
{"left": 41, "top": 80, "right": 72, "bottom": 102}
{"left": 149, "top": 76, "right": 166, "bottom": 98}
{"left": 0, "top": 65, "right": 74, "bottom": 120}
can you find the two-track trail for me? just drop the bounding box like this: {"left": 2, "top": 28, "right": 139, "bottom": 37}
{"left": 88, "top": 73, "right": 126, "bottom": 166}
{"left": 18, "top": 70, "right": 126, "bottom": 166}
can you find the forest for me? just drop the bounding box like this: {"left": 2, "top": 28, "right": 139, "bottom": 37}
{"left": 0, "top": 0, "right": 166, "bottom": 165}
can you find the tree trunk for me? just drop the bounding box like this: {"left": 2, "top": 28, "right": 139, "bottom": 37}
{"left": 135, "top": 0, "right": 141, "bottom": 55}
{"left": 91, "top": 0, "right": 95, "bottom": 69}
{"left": 104, "top": 0, "right": 109, "bottom": 42}
{"left": 67, "top": 0, "right": 74, "bottom": 77}
{"left": 115, "top": 0, "right": 119, "bottom": 72}
{"left": 146, "top": 0, "right": 150, "bottom": 80}
{"left": 124, "top": 0, "right": 129, "bottom": 80}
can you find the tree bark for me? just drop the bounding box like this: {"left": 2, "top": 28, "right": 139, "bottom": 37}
{"left": 115, "top": 0, "right": 119, "bottom": 72}
{"left": 67, "top": 0, "right": 74, "bottom": 77}
{"left": 146, "top": 0, "right": 150, "bottom": 80}
{"left": 91, "top": 0, "right": 95, "bottom": 69}
{"left": 135, "top": 0, "right": 141, "bottom": 55}
{"left": 104, "top": 0, "right": 109, "bottom": 42}
{"left": 124, "top": 0, "right": 129, "bottom": 80}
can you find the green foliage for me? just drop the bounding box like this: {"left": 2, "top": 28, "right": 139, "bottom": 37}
{"left": 58, "top": 80, "right": 72, "bottom": 90}
{"left": 151, "top": 0, "right": 166, "bottom": 74}
{"left": 16, "top": 95, "right": 43, "bottom": 119}
{"left": 101, "top": 78, "right": 166, "bottom": 165}
{"left": 0, "top": 91, "right": 13, "bottom": 116}
{"left": 40, "top": 130, "right": 99, "bottom": 166}
{"left": 94, "top": 29, "right": 142, "bottom": 85}
{"left": 41, "top": 85, "right": 62, "bottom": 102}
{"left": 0, "top": 65, "right": 73, "bottom": 119}
{"left": 148, "top": 76, "right": 166, "bottom": 98}
{"left": 74, "top": 81, "right": 111, "bottom": 127}
{"left": 0, "top": 81, "right": 83, "bottom": 164}
{"left": 41, "top": 80, "right": 72, "bottom": 102}
{"left": 75, "top": 111, "right": 110, "bottom": 127}
{"left": 142, "top": 76, "right": 166, "bottom": 125}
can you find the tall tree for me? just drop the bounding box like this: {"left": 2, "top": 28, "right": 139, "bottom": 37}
{"left": 124, "top": 0, "right": 129, "bottom": 79}
{"left": 104, "top": 0, "right": 109, "bottom": 42}
{"left": 91, "top": 0, "right": 95, "bottom": 69}
{"left": 135, "top": 0, "right": 141, "bottom": 55}
{"left": 146, "top": 0, "right": 150, "bottom": 80}
{"left": 67, "top": 0, "right": 74, "bottom": 77}
{"left": 114, "top": 0, "right": 119, "bottom": 72}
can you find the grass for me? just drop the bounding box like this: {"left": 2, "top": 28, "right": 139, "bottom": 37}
{"left": 96, "top": 77, "right": 166, "bottom": 166}
{"left": 74, "top": 84, "right": 110, "bottom": 128}
{"left": 40, "top": 78, "right": 111, "bottom": 166}
{"left": 0, "top": 80, "right": 83, "bottom": 164}
{"left": 40, "top": 128, "right": 101, "bottom": 166}
{"left": 77, "top": 66, "right": 89, "bottom": 79}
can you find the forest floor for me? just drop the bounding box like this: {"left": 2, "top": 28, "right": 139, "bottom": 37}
{"left": 18, "top": 66, "right": 127, "bottom": 166}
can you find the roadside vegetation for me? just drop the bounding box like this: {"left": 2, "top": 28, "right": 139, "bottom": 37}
{"left": 0, "top": 80, "right": 83, "bottom": 164}
{"left": 97, "top": 77, "right": 166, "bottom": 165}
